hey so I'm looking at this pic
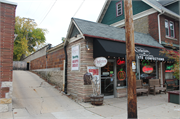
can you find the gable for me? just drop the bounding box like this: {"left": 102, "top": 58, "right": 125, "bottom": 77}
{"left": 69, "top": 25, "right": 80, "bottom": 38}
{"left": 165, "top": 2, "right": 179, "bottom": 15}
{"left": 101, "top": 0, "right": 152, "bottom": 25}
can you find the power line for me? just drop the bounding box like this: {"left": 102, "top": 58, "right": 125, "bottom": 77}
{"left": 39, "top": 0, "right": 57, "bottom": 25}
{"left": 73, "top": 0, "right": 85, "bottom": 17}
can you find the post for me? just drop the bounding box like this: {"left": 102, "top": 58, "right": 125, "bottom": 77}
{"left": 124, "top": 0, "right": 137, "bottom": 118}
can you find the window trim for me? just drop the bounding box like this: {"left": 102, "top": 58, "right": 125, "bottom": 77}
{"left": 116, "top": 1, "right": 123, "bottom": 17}
{"left": 165, "top": 19, "right": 175, "bottom": 38}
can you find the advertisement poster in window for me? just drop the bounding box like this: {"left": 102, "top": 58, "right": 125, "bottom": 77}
{"left": 71, "top": 45, "right": 79, "bottom": 70}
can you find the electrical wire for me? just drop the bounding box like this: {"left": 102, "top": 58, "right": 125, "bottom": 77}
{"left": 39, "top": 0, "right": 57, "bottom": 25}
{"left": 73, "top": 0, "right": 85, "bottom": 17}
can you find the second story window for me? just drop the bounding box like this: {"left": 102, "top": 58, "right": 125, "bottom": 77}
{"left": 165, "top": 19, "right": 175, "bottom": 38}
{"left": 116, "top": 1, "right": 122, "bottom": 17}
{"left": 169, "top": 21, "right": 174, "bottom": 38}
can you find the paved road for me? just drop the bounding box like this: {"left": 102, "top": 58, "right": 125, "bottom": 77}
{"left": 11, "top": 70, "right": 102, "bottom": 119}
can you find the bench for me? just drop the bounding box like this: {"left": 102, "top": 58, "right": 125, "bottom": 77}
{"left": 149, "top": 79, "right": 166, "bottom": 95}
{"left": 136, "top": 80, "right": 149, "bottom": 96}
{"left": 165, "top": 79, "right": 179, "bottom": 91}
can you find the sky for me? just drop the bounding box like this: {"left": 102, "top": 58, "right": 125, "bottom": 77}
{"left": 11, "top": 0, "right": 106, "bottom": 47}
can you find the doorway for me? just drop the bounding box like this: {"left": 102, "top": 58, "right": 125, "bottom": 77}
{"left": 101, "top": 60, "right": 115, "bottom": 96}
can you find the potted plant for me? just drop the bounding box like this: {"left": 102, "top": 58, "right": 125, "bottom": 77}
{"left": 90, "top": 76, "right": 104, "bottom": 105}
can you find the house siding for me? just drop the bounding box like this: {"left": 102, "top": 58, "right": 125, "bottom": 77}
{"left": 101, "top": 1, "right": 152, "bottom": 25}
{"left": 0, "top": 2, "right": 16, "bottom": 112}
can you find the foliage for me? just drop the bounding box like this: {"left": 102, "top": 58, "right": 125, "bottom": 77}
{"left": 160, "top": 43, "right": 180, "bottom": 80}
{"left": 14, "top": 16, "right": 47, "bottom": 61}
{"left": 61, "top": 37, "right": 65, "bottom": 43}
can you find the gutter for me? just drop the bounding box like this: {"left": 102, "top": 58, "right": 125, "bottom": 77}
{"left": 157, "top": 11, "right": 164, "bottom": 44}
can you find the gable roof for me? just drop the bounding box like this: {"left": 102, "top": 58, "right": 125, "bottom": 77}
{"left": 97, "top": 0, "right": 180, "bottom": 23}
{"left": 66, "top": 18, "right": 164, "bottom": 49}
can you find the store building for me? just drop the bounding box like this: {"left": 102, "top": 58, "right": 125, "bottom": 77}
{"left": 64, "top": 18, "right": 170, "bottom": 101}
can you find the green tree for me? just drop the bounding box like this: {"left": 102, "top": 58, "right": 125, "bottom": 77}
{"left": 160, "top": 43, "right": 180, "bottom": 80}
{"left": 14, "top": 16, "right": 47, "bottom": 61}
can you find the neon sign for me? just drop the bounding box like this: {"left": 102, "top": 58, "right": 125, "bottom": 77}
{"left": 142, "top": 65, "right": 153, "bottom": 74}
{"left": 117, "top": 59, "right": 125, "bottom": 65}
{"left": 165, "top": 65, "right": 174, "bottom": 72}
{"left": 117, "top": 68, "right": 126, "bottom": 81}
{"left": 142, "top": 60, "right": 150, "bottom": 66}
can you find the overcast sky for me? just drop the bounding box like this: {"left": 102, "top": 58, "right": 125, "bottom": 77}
{"left": 11, "top": 0, "right": 106, "bottom": 46}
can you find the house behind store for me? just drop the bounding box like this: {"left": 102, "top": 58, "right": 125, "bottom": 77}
{"left": 24, "top": 0, "right": 180, "bottom": 102}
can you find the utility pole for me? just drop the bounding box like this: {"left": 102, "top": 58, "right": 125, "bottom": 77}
{"left": 124, "top": 0, "right": 137, "bottom": 118}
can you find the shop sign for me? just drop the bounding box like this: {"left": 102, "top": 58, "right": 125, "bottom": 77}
{"left": 117, "top": 59, "right": 125, "bottom": 65}
{"left": 135, "top": 47, "right": 164, "bottom": 61}
{"left": 94, "top": 57, "right": 107, "bottom": 67}
{"left": 71, "top": 45, "right": 79, "bottom": 70}
{"left": 142, "top": 65, "right": 153, "bottom": 74}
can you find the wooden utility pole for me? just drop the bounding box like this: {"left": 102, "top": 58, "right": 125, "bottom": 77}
{"left": 124, "top": 0, "right": 137, "bottom": 118}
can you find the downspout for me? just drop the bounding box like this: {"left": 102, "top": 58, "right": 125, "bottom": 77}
{"left": 157, "top": 11, "right": 164, "bottom": 87}
{"left": 158, "top": 11, "right": 164, "bottom": 44}
{"left": 64, "top": 45, "right": 68, "bottom": 94}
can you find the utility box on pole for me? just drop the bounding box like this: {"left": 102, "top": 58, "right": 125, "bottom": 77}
{"left": 124, "top": 0, "right": 137, "bottom": 118}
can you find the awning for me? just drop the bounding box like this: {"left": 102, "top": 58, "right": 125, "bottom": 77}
{"left": 93, "top": 39, "right": 169, "bottom": 61}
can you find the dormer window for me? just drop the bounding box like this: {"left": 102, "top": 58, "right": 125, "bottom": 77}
{"left": 116, "top": 1, "right": 123, "bottom": 17}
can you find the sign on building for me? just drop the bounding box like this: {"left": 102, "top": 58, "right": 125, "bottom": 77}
{"left": 71, "top": 45, "right": 79, "bottom": 70}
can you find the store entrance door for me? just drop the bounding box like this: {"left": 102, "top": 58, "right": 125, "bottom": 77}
{"left": 101, "top": 60, "right": 115, "bottom": 96}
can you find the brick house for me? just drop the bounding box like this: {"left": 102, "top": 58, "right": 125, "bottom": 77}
{"left": 96, "top": 0, "right": 180, "bottom": 88}
{"left": 0, "top": 0, "right": 17, "bottom": 112}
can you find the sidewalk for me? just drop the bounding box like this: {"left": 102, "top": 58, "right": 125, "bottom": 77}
{"left": 78, "top": 93, "right": 180, "bottom": 119}
{"left": 1, "top": 93, "right": 180, "bottom": 119}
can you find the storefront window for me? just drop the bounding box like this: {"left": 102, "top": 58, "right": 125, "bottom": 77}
{"left": 165, "top": 63, "right": 174, "bottom": 79}
{"left": 140, "top": 60, "right": 157, "bottom": 84}
{"left": 117, "top": 58, "right": 126, "bottom": 87}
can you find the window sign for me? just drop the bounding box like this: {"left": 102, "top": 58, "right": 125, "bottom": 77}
{"left": 117, "top": 59, "right": 125, "bottom": 65}
{"left": 165, "top": 65, "right": 174, "bottom": 72}
{"left": 117, "top": 68, "right": 126, "bottom": 81}
{"left": 71, "top": 45, "right": 79, "bottom": 70}
{"left": 142, "top": 65, "right": 153, "bottom": 74}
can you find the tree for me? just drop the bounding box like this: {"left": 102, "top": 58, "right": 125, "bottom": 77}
{"left": 160, "top": 43, "right": 180, "bottom": 80}
{"left": 13, "top": 16, "right": 47, "bottom": 61}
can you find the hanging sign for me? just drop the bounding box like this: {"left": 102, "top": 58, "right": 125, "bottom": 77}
{"left": 142, "top": 65, "right": 153, "bottom": 74}
{"left": 117, "top": 59, "right": 125, "bottom": 65}
{"left": 71, "top": 45, "right": 79, "bottom": 70}
{"left": 94, "top": 57, "right": 107, "bottom": 67}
